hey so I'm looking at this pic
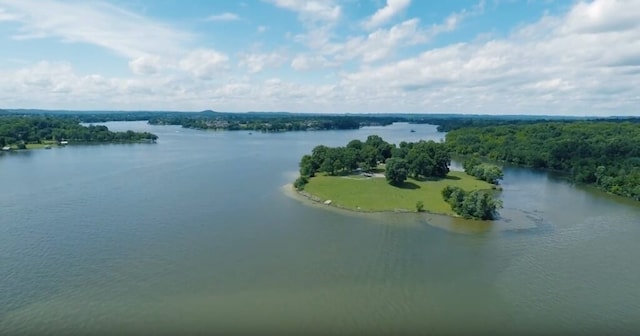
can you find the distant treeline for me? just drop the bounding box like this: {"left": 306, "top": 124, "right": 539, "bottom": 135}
{"left": 446, "top": 121, "right": 640, "bottom": 200}
{"left": 147, "top": 115, "right": 404, "bottom": 132}
{"left": 7, "top": 109, "right": 634, "bottom": 133}
{"left": 0, "top": 116, "right": 158, "bottom": 147}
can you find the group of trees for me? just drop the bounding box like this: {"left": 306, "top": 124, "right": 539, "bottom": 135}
{"left": 463, "top": 158, "right": 504, "bottom": 184}
{"left": 446, "top": 121, "right": 640, "bottom": 200}
{"left": 299, "top": 135, "right": 395, "bottom": 178}
{"left": 0, "top": 116, "right": 158, "bottom": 147}
{"left": 297, "top": 135, "right": 451, "bottom": 187}
{"left": 441, "top": 186, "right": 502, "bottom": 220}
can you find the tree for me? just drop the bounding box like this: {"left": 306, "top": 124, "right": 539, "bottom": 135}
{"left": 415, "top": 201, "right": 424, "bottom": 212}
{"left": 293, "top": 176, "right": 309, "bottom": 191}
{"left": 299, "top": 154, "right": 316, "bottom": 177}
{"left": 385, "top": 158, "right": 409, "bottom": 185}
{"left": 441, "top": 186, "right": 502, "bottom": 220}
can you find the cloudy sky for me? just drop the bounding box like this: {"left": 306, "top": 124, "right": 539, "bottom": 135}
{"left": 0, "top": 0, "right": 638, "bottom": 115}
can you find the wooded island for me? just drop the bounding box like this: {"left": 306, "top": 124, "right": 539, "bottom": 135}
{"left": 294, "top": 136, "right": 503, "bottom": 220}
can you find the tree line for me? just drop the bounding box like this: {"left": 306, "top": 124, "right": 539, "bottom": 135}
{"left": 446, "top": 121, "right": 640, "bottom": 200}
{"left": 298, "top": 136, "right": 450, "bottom": 181}
{"left": 0, "top": 116, "right": 158, "bottom": 147}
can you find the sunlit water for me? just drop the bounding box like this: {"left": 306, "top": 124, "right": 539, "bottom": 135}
{"left": 1, "top": 122, "right": 639, "bottom": 334}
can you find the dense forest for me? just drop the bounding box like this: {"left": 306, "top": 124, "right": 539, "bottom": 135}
{"left": 446, "top": 122, "right": 640, "bottom": 200}
{"left": 0, "top": 116, "right": 158, "bottom": 147}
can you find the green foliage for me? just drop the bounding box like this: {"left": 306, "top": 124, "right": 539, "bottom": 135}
{"left": 463, "top": 159, "right": 503, "bottom": 184}
{"left": 0, "top": 116, "right": 158, "bottom": 146}
{"left": 384, "top": 158, "right": 409, "bottom": 185}
{"left": 294, "top": 176, "right": 309, "bottom": 191}
{"left": 447, "top": 121, "right": 640, "bottom": 200}
{"left": 403, "top": 140, "right": 450, "bottom": 179}
{"left": 441, "top": 186, "right": 502, "bottom": 220}
{"left": 415, "top": 200, "right": 424, "bottom": 212}
{"left": 299, "top": 154, "right": 317, "bottom": 177}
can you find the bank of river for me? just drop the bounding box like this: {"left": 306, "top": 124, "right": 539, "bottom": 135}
{"left": 1, "top": 121, "right": 639, "bottom": 334}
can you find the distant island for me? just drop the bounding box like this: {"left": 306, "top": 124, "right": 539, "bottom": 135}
{"left": 0, "top": 116, "right": 158, "bottom": 150}
{"left": 293, "top": 135, "right": 503, "bottom": 220}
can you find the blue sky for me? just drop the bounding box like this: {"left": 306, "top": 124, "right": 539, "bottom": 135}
{"left": 0, "top": 0, "right": 638, "bottom": 115}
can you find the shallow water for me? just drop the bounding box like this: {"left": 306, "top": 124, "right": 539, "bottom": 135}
{"left": 1, "top": 121, "right": 639, "bottom": 334}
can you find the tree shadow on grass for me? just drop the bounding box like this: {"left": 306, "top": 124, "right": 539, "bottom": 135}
{"left": 444, "top": 175, "right": 461, "bottom": 180}
{"left": 392, "top": 181, "right": 421, "bottom": 189}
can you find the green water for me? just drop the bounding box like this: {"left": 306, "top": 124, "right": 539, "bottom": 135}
{"left": 1, "top": 122, "right": 639, "bottom": 334}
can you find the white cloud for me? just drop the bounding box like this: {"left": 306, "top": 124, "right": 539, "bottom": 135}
{"left": 257, "top": 25, "right": 268, "bottom": 33}
{"left": 363, "top": 0, "right": 411, "bottom": 30}
{"left": 291, "top": 54, "right": 337, "bottom": 71}
{"left": 266, "top": 0, "right": 341, "bottom": 23}
{"left": 179, "top": 49, "right": 229, "bottom": 80}
{"left": 562, "top": 0, "right": 640, "bottom": 34}
{"left": 339, "top": 0, "right": 640, "bottom": 114}
{"left": 239, "top": 52, "right": 287, "bottom": 73}
{"left": 128, "top": 55, "right": 162, "bottom": 75}
{"left": 0, "top": 0, "right": 191, "bottom": 59}
{"left": 1, "top": 0, "right": 639, "bottom": 115}
{"left": 206, "top": 12, "right": 240, "bottom": 22}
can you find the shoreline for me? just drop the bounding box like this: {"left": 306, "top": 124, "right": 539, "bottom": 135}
{"left": 280, "top": 183, "right": 498, "bottom": 234}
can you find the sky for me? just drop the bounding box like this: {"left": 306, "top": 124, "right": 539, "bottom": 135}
{"left": 0, "top": 0, "right": 639, "bottom": 116}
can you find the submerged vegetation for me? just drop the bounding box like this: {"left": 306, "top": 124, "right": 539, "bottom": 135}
{"left": 446, "top": 122, "right": 640, "bottom": 201}
{"left": 0, "top": 116, "right": 158, "bottom": 148}
{"left": 295, "top": 136, "right": 500, "bottom": 219}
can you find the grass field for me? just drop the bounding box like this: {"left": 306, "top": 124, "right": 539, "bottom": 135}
{"left": 303, "top": 171, "right": 493, "bottom": 215}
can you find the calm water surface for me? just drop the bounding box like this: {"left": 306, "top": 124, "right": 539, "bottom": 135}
{"left": 1, "top": 122, "right": 639, "bottom": 334}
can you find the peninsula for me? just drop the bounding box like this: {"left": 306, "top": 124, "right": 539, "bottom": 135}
{"left": 0, "top": 116, "right": 158, "bottom": 150}
{"left": 294, "top": 136, "right": 503, "bottom": 220}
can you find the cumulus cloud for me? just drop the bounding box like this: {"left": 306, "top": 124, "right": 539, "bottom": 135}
{"left": 179, "top": 49, "right": 229, "bottom": 80}
{"left": 1, "top": 0, "right": 639, "bottom": 115}
{"left": 363, "top": 0, "right": 411, "bottom": 30}
{"left": 239, "top": 52, "right": 287, "bottom": 73}
{"left": 128, "top": 55, "right": 162, "bottom": 75}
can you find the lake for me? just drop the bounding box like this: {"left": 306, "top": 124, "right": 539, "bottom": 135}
{"left": 1, "top": 121, "right": 639, "bottom": 334}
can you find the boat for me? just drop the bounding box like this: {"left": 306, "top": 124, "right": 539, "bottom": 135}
{"left": 44, "top": 145, "right": 52, "bottom": 149}
{"left": 1, "top": 146, "right": 10, "bottom": 151}
{"left": 59, "top": 140, "right": 69, "bottom": 145}
{"left": 410, "top": 129, "right": 416, "bottom": 133}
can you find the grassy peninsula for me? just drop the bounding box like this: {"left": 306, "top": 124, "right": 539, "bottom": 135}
{"left": 295, "top": 136, "right": 503, "bottom": 220}
{"left": 303, "top": 171, "right": 493, "bottom": 215}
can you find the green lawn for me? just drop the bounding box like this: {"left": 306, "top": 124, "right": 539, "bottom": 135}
{"left": 303, "top": 171, "right": 493, "bottom": 215}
